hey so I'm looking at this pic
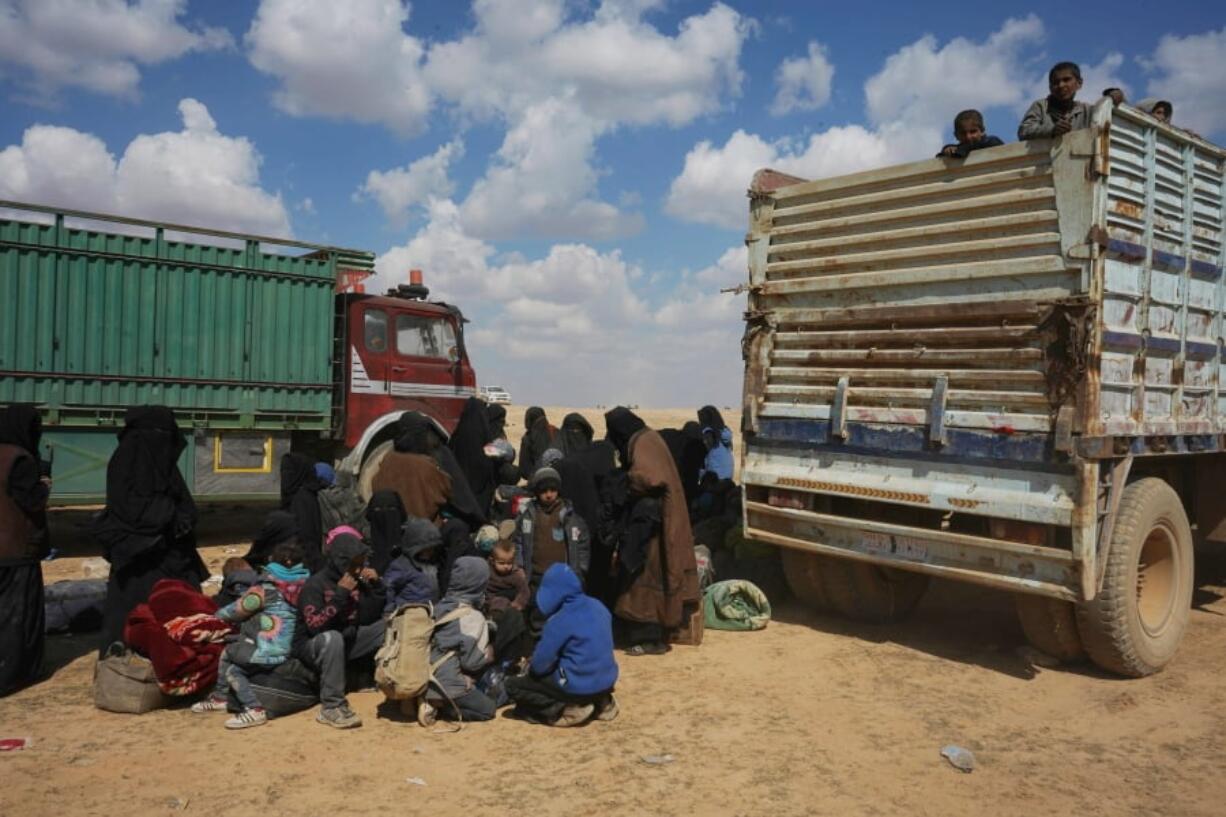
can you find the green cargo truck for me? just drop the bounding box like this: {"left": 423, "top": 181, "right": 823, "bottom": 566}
{"left": 0, "top": 200, "right": 479, "bottom": 503}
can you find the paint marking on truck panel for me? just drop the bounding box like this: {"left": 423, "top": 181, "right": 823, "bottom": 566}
{"left": 775, "top": 475, "right": 927, "bottom": 504}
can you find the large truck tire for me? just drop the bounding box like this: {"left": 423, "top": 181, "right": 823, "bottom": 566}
{"left": 822, "top": 558, "right": 929, "bottom": 623}
{"left": 1075, "top": 478, "right": 1193, "bottom": 677}
{"left": 1015, "top": 595, "right": 1085, "bottom": 662}
{"left": 357, "top": 440, "right": 394, "bottom": 502}
{"left": 780, "top": 547, "right": 835, "bottom": 612}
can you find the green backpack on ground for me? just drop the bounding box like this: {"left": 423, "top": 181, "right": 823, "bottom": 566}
{"left": 703, "top": 579, "right": 772, "bottom": 631}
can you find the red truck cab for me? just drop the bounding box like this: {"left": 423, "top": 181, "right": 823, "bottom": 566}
{"left": 342, "top": 287, "right": 476, "bottom": 446}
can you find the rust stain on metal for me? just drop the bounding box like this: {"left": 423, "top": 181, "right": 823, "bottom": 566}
{"left": 1037, "top": 296, "right": 1095, "bottom": 411}
{"left": 1109, "top": 200, "right": 1144, "bottom": 220}
{"left": 776, "top": 476, "right": 928, "bottom": 504}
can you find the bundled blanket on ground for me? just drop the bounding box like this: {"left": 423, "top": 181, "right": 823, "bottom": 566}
{"left": 123, "top": 579, "right": 231, "bottom": 696}
{"left": 702, "top": 579, "right": 771, "bottom": 631}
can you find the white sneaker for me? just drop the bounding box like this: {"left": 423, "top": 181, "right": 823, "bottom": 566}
{"left": 417, "top": 700, "right": 437, "bottom": 727}
{"left": 224, "top": 708, "right": 268, "bottom": 729}
{"left": 190, "top": 697, "right": 227, "bottom": 714}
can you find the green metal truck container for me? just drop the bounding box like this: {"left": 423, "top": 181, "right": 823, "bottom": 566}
{"left": 0, "top": 200, "right": 478, "bottom": 502}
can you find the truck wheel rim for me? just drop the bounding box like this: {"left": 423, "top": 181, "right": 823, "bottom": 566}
{"left": 1136, "top": 524, "right": 1177, "bottom": 637}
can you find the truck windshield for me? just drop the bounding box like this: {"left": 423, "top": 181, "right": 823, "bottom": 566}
{"left": 395, "top": 313, "right": 457, "bottom": 359}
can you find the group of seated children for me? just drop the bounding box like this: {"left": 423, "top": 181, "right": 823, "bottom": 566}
{"left": 190, "top": 461, "right": 618, "bottom": 732}
{"left": 937, "top": 61, "right": 1180, "bottom": 160}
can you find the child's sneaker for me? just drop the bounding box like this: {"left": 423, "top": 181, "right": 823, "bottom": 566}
{"left": 190, "top": 696, "right": 228, "bottom": 714}
{"left": 224, "top": 708, "right": 267, "bottom": 729}
{"left": 416, "top": 700, "right": 437, "bottom": 728}
{"left": 317, "top": 703, "right": 362, "bottom": 729}
{"left": 554, "top": 703, "right": 595, "bottom": 727}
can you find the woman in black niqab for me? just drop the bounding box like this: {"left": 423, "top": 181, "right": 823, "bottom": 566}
{"left": 365, "top": 490, "right": 406, "bottom": 574}
{"left": 280, "top": 452, "right": 325, "bottom": 571}
{"left": 485, "top": 403, "right": 508, "bottom": 441}
{"left": 0, "top": 404, "right": 51, "bottom": 696}
{"left": 518, "top": 406, "right": 560, "bottom": 481}
{"left": 395, "top": 411, "right": 486, "bottom": 529}
{"left": 449, "top": 397, "right": 497, "bottom": 517}
{"left": 94, "top": 406, "right": 206, "bottom": 656}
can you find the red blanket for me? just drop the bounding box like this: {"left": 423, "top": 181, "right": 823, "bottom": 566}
{"left": 124, "top": 579, "right": 231, "bottom": 697}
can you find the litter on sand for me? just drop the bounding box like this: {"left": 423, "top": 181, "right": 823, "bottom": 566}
{"left": 406, "top": 777, "right": 428, "bottom": 786}
{"left": 0, "top": 737, "right": 32, "bottom": 752}
{"left": 640, "top": 754, "right": 676, "bottom": 766}
{"left": 940, "top": 745, "right": 976, "bottom": 773}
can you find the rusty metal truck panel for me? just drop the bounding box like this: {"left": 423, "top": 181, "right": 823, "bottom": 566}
{"left": 742, "top": 101, "right": 1226, "bottom": 601}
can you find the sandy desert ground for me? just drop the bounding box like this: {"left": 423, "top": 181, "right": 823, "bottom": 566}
{"left": 3, "top": 406, "right": 1226, "bottom": 816}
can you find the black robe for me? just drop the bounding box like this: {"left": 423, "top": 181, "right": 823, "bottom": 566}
{"left": 0, "top": 404, "right": 49, "bottom": 696}
{"left": 659, "top": 423, "right": 706, "bottom": 507}
{"left": 448, "top": 397, "right": 497, "bottom": 518}
{"left": 519, "top": 407, "right": 560, "bottom": 481}
{"left": 556, "top": 440, "right": 618, "bottom": 605}
{"left": 280, "top": 452, "right": 324, "bottom": 572}
{"left": 94, "top": 406, "right": 206, "bottom": 656}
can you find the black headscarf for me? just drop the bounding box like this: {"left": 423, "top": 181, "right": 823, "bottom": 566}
{"left": 393, "top": 410, "right": 446, "bottom": 455}
{"left": 365, "top": 490, "right": 406, "bottom": 573}
{"left": 0, "top": 404, "right": 42, "bottom": 456}
{"left": 449, "top": 397, "right": 497, "bottom": 514}
{"left": 558, "top": 412, "right": 594, "bottom": 456}
{"left": 486, "top": 403, "right": 508, "bottom": 440}
{"left": 697, "top": 405, "right": 726, "bottom": 433}
{"left": 280, "top": 452, "right": 324, "bottom": 571}
{"left": 243, "top": 510, "right": 300, "bottom": 568}
{"left": 604, "top": 407, "right": 646, "bottom": 468}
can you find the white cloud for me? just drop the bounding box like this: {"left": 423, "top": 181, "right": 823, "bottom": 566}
{"left": 0, "top": 98, "right": 290, "bottom": 237}
{"left": 1143, "top": 27, "right": 1226, "bottom": 136}
{"left": 665, "top": 125, "right": 917, "bottom": 230}
{"left": 246, "top": 0, "right": 431, "bottom": 135}
{"left": 249, "top": 1, "right": 750, "bottom": 244}
{"left": 423, "top": 0, "right": 750, "bottom": 128}
{"left": 0, "top": 0, "right": 231, "bottom": 99}
{"left": 770, "top": 41, "right": 834, "bottom": 115}
{"left": 356, "top": 140, "right": 462, "bottom": 226}
{"left": 865, "top": 15, "right": 1044, "bottom": 134}
{"left": 374, "top": 202, "right": 741, "bottom": 406}
{"left": 458, "top": 98, "right": 642, "bottom": 241}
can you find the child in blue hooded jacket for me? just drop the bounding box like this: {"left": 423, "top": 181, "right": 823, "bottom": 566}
{"left": 506, "top": 562, "right": 619, "bottom": 727}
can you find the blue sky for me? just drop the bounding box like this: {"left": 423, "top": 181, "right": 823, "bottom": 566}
{"left": 2, "top": 0, "right": 1224, "bottom": 407}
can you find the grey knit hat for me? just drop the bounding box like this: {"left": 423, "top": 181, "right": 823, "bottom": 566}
{"left": 530, "top": 466, "right": 561, "bottom": 493}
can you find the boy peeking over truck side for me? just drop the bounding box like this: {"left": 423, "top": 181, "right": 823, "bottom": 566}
{"left": 1018, "top": 61, "right": 1091, "bottom": 140}
{"left": 936, "top": 109, "right": 1004, "bottom": 159}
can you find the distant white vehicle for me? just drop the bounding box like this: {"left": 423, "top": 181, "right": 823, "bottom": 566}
{"left": 482, "top": 385, "right": 512, "bottom": 404}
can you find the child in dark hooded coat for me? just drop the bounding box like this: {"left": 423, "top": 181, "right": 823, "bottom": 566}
{"left": 383, "top": 517, "right": 442, "bottom": 612}
{"left": 417, "top": 556, "right": 497, "bottom": 725}
{"left": 507, "top": 562, "right": 619, "bottom": 727}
